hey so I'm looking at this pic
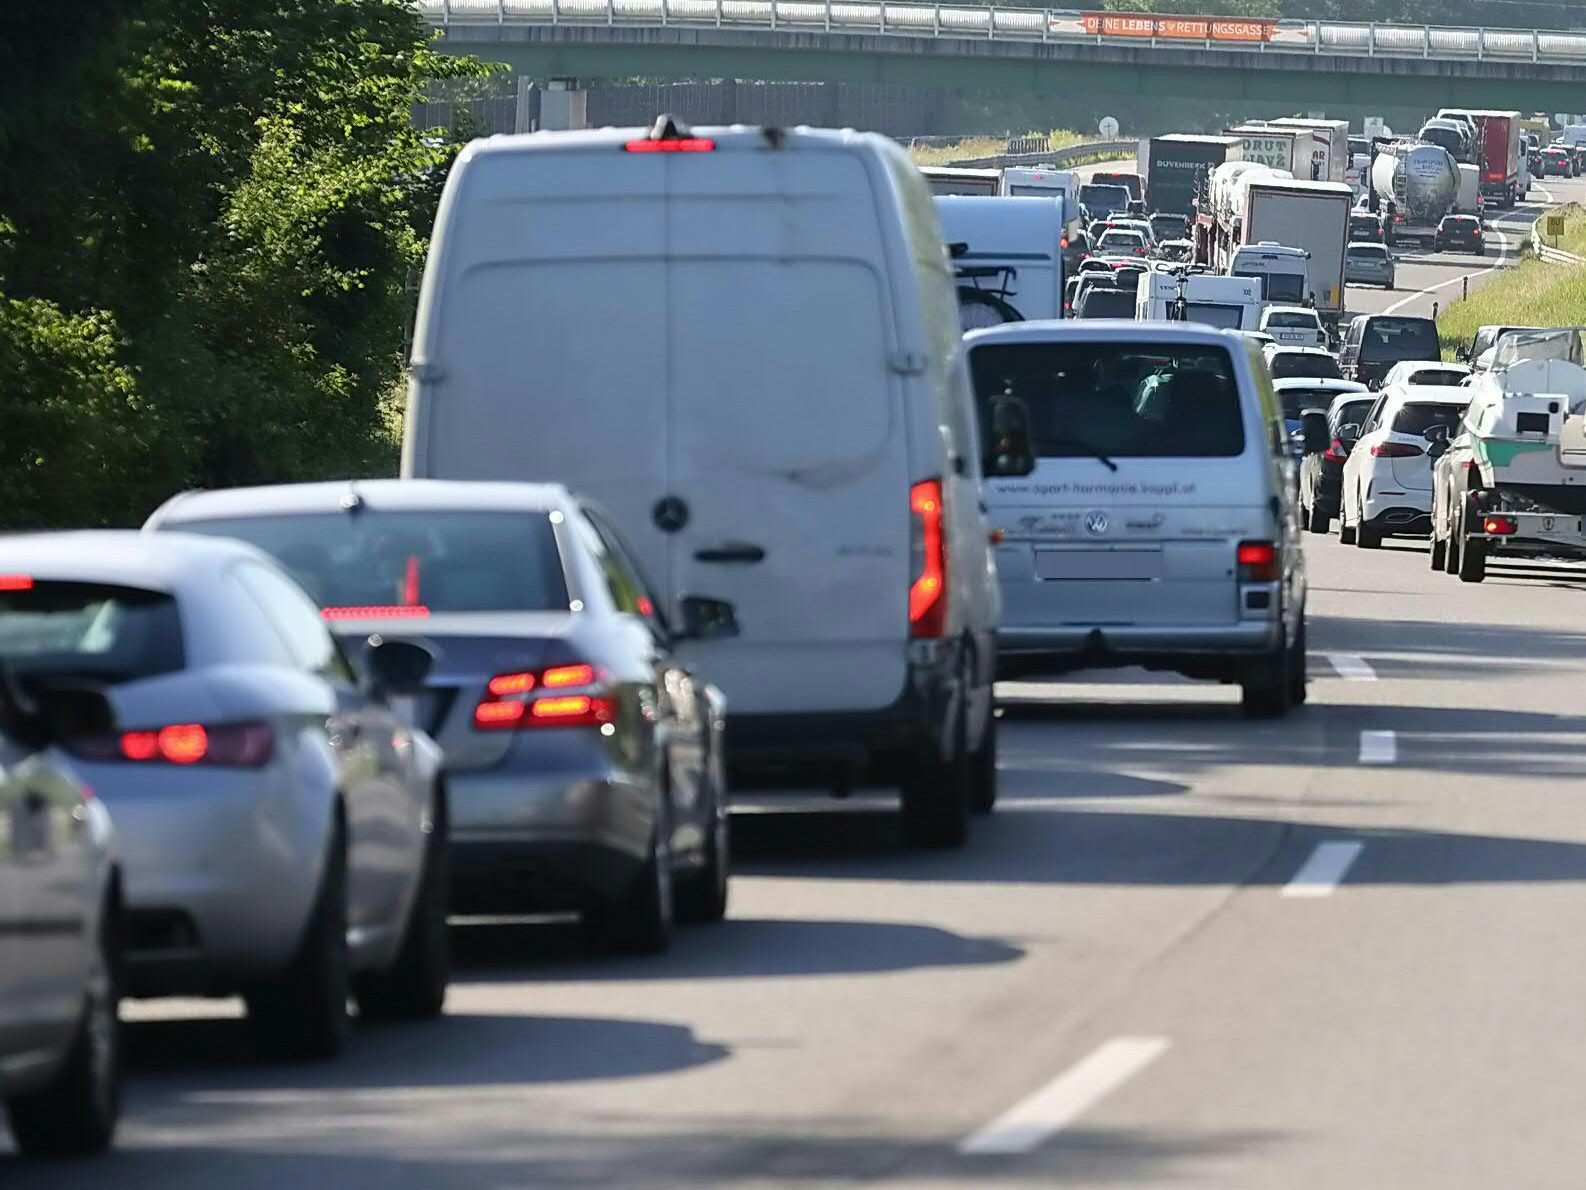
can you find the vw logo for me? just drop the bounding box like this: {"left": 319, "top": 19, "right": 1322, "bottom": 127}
{"left": 653, "top": 495, "right": 690, "bottom": 534}
{"left": 1083, "top": 510, "right": 1110, "bottom": 536}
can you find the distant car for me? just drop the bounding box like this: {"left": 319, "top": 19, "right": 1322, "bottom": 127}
{"left": 1381, "top": 360, "right": 1473, "bottom": 388}
{"left": 0, "top": 531, "right": 450, "bottom": 1059}
{"left": 1072, "top": 281, "right": 1137, "bottom": 319}
{"left": 1338, "top": 386, "right": 1472, "bottom": 547}
{"left": 1297, "top": 387, "right": 1378, "bottom": 534}
{"left": 1272, "top": 377, "right": 1370, "bottom": 434}
{"left": 149, "top": 481, "right": 734, "bottom": 950}
{"left": 1260, "top": 305, "right": 1327, "bottom": 349}
{"left": 1349, "top": 210, "right": 1385, "bottom": 243}
{"left": 1345, "top": 241, "right": 1395, "bottom": 289}
{"left": 1541, "top": 147, "right": 1573, "bottom": 176}
{"left": 1078, "top": 182, "right": 1131, "bottom": 220}
{"left": 1264, "top": 345, "right": 1345, "bottom": 381}
{"left": 1156, "top": 238, "right": 1194, "bottom": 263}
{"left": 1457, "top": 324, "right": 1546, "bottom": 371}
{"left": 1149, "top": 212, "right": 1189, "bottom": 242}
{"left": 0, "top": 671, "right": 120, "bottom": 1155}
{"left": 1095, "top": 229, "right": 1149, "bottom": 258}
{"left": 1339, "top": 313, "right": 1441, "bottom": 388}
{"left": 1435, "top": 214, "right": 1485, "bottom": 253}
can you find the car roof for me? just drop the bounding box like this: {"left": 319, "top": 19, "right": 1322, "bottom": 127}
{"left": 1347, "top": 240, "right": 1389, "bottom": 248}
{"left": 152, "top": 479, "right": 577, "bottom": 525}
{"left": 461, "top": 124, "right": 884, "bottom": 162}
{"left": 1385, "top": 384, "right": 1472, "bottom": 405}
{"left": 0, "top": 529, "right": 270, "bottom": 592}
{"left": 1266, "top": 344, "right": 1334, "bottom": 356}
{"left": 965, "top": 320, "right": 1244, "bottom": 348}
{"left": 1272, "top": 378, "right": 1368, "bottom": 392}
{"left": 1390, "top": 359, "right": 1470, "bottom": 373}
{"left": 1263, "top": 305, "right": 1319, "bottom": 317}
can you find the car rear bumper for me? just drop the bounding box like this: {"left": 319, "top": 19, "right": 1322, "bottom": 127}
{"left": 996, "top": 615, "right": 1283, "bottom": 677}
{"left": 1364, "top": 505, "right": 1433, "bottom": 536}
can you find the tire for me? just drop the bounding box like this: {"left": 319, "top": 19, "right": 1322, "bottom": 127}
{"left": 675, "top": 762, "right": 730, "bottom": 925}
{"left": 1445, "top": 514, "right": 1462, "bottom": 574}
{"left": 6, "top": 895, "right": 120, "bottom": 1157}
{"left": 969, "top": 704, "right": 998, "bottom": 816}
{"left": 900, "top": 695, "right": 971, "bottom": 850}
{"left": 1356, "top": 521, "right": 1382, "bottom": 549}
{"left": 1429, "top": 533, "right": 1447, "bottom": 570}
{"left": 1286, "top": 612, "right": 1309, "bottom": 707}
{"left": 1458, "top": 531, "right": 1487, "bottom": 583}
{"left": 355, "top": 789, "right": 450, "bottom": 1022}
{"left": 245, "top": 822, "right": 350, "bottom": 1061}
{"left": 589, "top": 804, "right": 674, "bottom": 954}
{"left": 1241, "top": 636, "right": 1291, "bottom": 720}
{"left": 1339, "top": 509, "right": 1357, "bottom": 545}
{"left": 1305, "top": 500, "right": 1330, "bottom": 535}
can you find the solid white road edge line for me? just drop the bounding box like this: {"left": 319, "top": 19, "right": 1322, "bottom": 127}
{"left": 1359, "top": 729, "right": 1397, "bottom": 765}
{"left": 1326, "top": 653, "right": 1377, "bottom": 681}
{"left": 958, "top": 1037, "right": 1171, "bottom": 1156}
{"left": 1379, "top": 190, "right": 1561, "bottom": 317}
{"left": 1282, "top": 840, "right": 1366, "bottom": 898}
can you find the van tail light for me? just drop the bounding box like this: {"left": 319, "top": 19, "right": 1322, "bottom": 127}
{"left": 909, "top": 480, "right": 948, "bottom": 638}
{"left": 1482, "top": 515, "right": 1518, "bottom": 535}
{"left": 475, "top": 663, "right": 614, "bottom": 730}
{"left": 0, "top": 574, "right": 33, "bottom": 591}
{"left": 71, "top": 722, "right": 274, "bottom": 767}
{"left": 1323, "top": 438, "right": 1348, "bottom": 463}
{"left": 1370, "top": 441, "right": 1424, "bottom": 457}
{"left": 1237, "top": 541, "right": 1280, "bottom": 583}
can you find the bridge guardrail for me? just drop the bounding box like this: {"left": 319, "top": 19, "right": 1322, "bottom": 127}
{"left": 1532, "top": 211, "right": 1586, "bottom": 266}
{"left": 946, "top": 138, "right": 1135, "bottom": 168}
{"left": 416, "top": 0, "right": 1586, "bottom": 65}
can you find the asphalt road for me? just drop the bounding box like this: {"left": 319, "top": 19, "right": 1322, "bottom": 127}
{"left": 8, "top": 176, "right": 1586, "bottom": 1190}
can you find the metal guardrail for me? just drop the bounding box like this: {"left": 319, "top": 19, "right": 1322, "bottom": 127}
{"left": 946, "top": 137, "right": 1135, "bottom": 168}
{"left": 1533, "top": 212, "right": 1586, "bottom": 266}
{"left": 416, "top": 0, "right": 1586, "bottom": 64}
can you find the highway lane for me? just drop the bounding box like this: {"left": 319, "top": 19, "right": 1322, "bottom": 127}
{"left": 8, "top": 169, "right": 1586, "bottom": 1190}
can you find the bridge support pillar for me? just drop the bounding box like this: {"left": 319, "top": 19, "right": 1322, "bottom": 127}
{"left": 540, "top": 78, "right": 588, "bottom": 131}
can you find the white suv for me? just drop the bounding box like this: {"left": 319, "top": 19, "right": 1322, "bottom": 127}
{"left": 1339, "top": 386, "right": 1472, "bottom": 547}
{"left": 1260, "top": 305, "right": 1328, "bottom": 349}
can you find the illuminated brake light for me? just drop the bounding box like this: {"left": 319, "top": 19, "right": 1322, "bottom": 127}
{"left": 475, "top": 700, "right": 527, "bottom": 728}
{"left": 0, "top": 574, "right": 33, "bottom": 591}
{"left": 909, "top": 480, "right": 947, "bottom": 638}
{"left": 79, "top": 722, "right": 272, "bottom": 767}
{"left": 624, "top": 137, "right": 715, "bottom": 153}
{"left": 487, "top": 672, "right": 536, "bottom": 696}
{"left": 475, "top": 664, "right": 608, "bottom": 730}
{"left": 1323, "top": 439, "right": 1348, "bottom": 463}
{"left": 321, "top": 605, "right": 431, "bottom": 620}
{"left": 1370, "top": 441, "right": 1424, "bottom": 457}
{"left": 1237, "top": 541, "right": 1280, "bottom": 583}
{"left": 1483, "top": 515, "right": 1518, "bottom": 536}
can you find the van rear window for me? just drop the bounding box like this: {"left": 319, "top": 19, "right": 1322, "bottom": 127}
{"left": 969, "top": 341, "right": 1245, "bottom": 459}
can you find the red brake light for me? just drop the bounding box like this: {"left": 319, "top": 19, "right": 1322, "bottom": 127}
{"left": 322, "top": 605, "right": 430, "bottom": 620}
{"left": 542, "top": 663, "right": 595, "bottom": 689}
{"left": 1483, "top": 515, "right": 1518, "bottom": 535}
{"left": 402, "top": 555, "right": 422, "bottom": 607}
{"left": 487, "top": 672, "right": 537, "bottom": 696}
{"left": 909, "top": 480, "right": 947, "bottom": 638}
{"left": 1370, "top": 441, "right": 1424, "bottom": 457}
{"left": 1322, "top": 438, "right": 1348, "bottom": 463}
{"left": 474, "top": 700, "right": 527, "bottom": 727}
{"left": 529, "top": 695, "right": 616, "bottom": 725}
{"left": 475, "top": 664, "right": 610, "bottom": 730}
{"left": 77, "top": 722, "right": 272, "bottom": 767}
{"left": 624, "top": 137, "right": 715, "bottom": 153}
{"left": 1237, "top": 541, "right": 1280, "bottom": 583}
{"left": 0, "top": 574, "right": 33, "bottom": 591}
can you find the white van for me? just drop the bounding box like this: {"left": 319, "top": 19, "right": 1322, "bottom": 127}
{"left": 403, "top": 119, "right": 1007, "bottom": 846}
{"left": 1227, "top": 242, "right": 1310, "bottom": 309}
{"left": 1136, "top": 271, "right": 1262, "bottom": 331}
{"left": 965, "top": 320, "right": 1308, "bottom": 717}
{"left": 935, "top": 195, "right": 1064, "bottom": 329}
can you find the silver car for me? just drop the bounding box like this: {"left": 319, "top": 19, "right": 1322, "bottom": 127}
{"left": 0, "top": 664, "right": 120, "bottom": 1156}
{"left": 0, "top": 533, "right": 449, "bottom": 1060}
{"left": 1345, "top": 241, "right": 1396, "bottom": 289}
{"left": 146, "top": 481, "right": 733, "bottom": 954}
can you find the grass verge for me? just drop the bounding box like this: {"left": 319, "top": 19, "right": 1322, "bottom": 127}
{"left": 907, "top": 127, "right": 1091, "bottom": 167}
{"left": 1436, "top": 255, "right": 1586, "bottom": 358}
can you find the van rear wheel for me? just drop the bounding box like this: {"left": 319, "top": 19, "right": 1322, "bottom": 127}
{"left": 1241, "top": 638, "right": 1291, "bottom": 720}
{"left": 900, "top": 702, "right": 971, "bottom": 850}
{"left": 969, "top": 709, "right": 997, "bottom": 816}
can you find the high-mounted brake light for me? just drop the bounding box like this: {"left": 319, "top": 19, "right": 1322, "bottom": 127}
{"left": 0, "top": 575, "right": 33, "bottom": 591}
{"left": 909, "top": 480, "right": 947, "bottom": 638}
{"left": 74, "top": 722, "right": 273, "bottom": 767}
{"left": 1237, "top": 541, "right": 1280, "bottom": 583}
{"left": 1371, "top": 441, "right": 1424, "bottom": 457}
{"left": 625, "top": 137, "right": 716, "bottom": 153}
{"left": 322, "top": 605, "right": 431, "bottom": 620}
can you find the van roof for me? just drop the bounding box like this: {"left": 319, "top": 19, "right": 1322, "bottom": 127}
{"left": 935, "top": 196, "right": 1063, "bottom": 253}
{"left": 459, "top": 122, "right": 890, "bottom": 164}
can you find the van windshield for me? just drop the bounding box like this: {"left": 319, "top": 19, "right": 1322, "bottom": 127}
{"left": 1360, "top": 317, "right": 1439, "bottom": 360}
{"left": 970, "top": 341, "right": 1245, "bottom": 459}
{"left": 1184, "top": 303, "right": 1245, "bottom": 330}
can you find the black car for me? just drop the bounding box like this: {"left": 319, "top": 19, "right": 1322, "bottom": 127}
{"left": 1338, "top": 313, "right": 1441, "bottom": 388}
{"left": 1349, "top": 211, "right": 1385, "bottom": 243}
{"left": 1149, "top": 211, "right": 1189, "bottom": 242}
{"left": 1298, "top": 393, "right": 1377, "bottom": 533}
{"left": 1435, "top": 214, "right": 1485, "bottom": 253}
{"left": 1541, "top": 148, "right": 1574, "bottom": 177}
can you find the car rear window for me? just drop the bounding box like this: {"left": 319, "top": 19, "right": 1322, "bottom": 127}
{"left": 1277, "top": 388, "right": 1346, "bottom": 422}
{"left": 1393, "top": 403, "right": 1465, "bottom": 437}
{"left": 1408, "top": 368, "right": 1468, "bottom": 386}
{"left": 1079, "top": 184, "right": 1129, "bottom": 210}
{"left": 1150, "top": 214, "right": 1188, "bottom": 239}
{"left": 969, "top": 341, "right": 1245, "bottom": 459}
{"left": 1269, "top": 352, "right": 1343, "bottom": 380}
{"left": 1361, "top": 317, "right": 1439, "bottom": 359}
{"left": 170, "top": 512, "right": 569, "bottom": 616}
{"left": 1266, "top": 312, "right": 1320, "bottom": 329}
{"left": 1074, "top": 288, "right": 1136, "bottom": 319}
{"left": 1348, "top": 244, "right": 1388, "bottom": 259}
{"left": 0, "top": 581, "right": 184, "bottom": 683}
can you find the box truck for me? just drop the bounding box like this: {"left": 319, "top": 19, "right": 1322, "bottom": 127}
{"left": 1140, "top": 134, "right": 1244, "bottom": 215}
{"left": 1227, "top": 123, "right": 1326, "bottom": 181}
{"left": 1463, "top": 110, "right": 1522, "bottom": 207}
{"left": 1267, "top": 117, "right": 1350, "bottom": 183}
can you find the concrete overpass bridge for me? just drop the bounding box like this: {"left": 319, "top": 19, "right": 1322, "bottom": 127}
{"left": 418, "top": 0, "right": 1586, "bottom": 107}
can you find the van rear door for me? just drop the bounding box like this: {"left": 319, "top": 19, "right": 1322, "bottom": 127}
{"left": 665, "top": 149, "right": 911, "bottom": 715}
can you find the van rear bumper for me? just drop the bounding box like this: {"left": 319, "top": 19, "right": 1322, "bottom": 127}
{"left": 996, "top": 620, "right": 1281, "bottom": 678}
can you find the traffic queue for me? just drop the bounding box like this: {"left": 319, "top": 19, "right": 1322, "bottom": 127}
{"left": 2, "top": 107, "right": 1581, "bottom": 1160}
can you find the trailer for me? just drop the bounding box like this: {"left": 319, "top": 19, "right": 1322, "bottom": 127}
{"left": 1226, "top": 123, "right": 1325, "bottom": 179}
{"left": 1139, "top": 134, "right": 1244, "bottom": 216}
{"left": 1267, "top": 117, "right": 1350, "bottom": 184}
{"left": 1462, "top": 110, "right": 1522, "bottom": 207}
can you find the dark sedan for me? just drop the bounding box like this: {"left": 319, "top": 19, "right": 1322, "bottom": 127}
{"left": 1299, "top": 392, "right": 1378, "bottom": 534}
{"left": 1434, "top": 214, "right": 1485, "bottom": 253}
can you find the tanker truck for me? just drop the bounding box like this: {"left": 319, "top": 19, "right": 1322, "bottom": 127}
{"left": 1370, "top": 141, "right": 1460, "bottom": 246}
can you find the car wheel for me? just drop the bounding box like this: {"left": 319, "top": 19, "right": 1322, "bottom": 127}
{"left": 245, "top": 822, "right": 351, "bottom": 1061}
{"left": 900, "top": 692, "right": 971, "bottom": 850}
{"left": 5, "top": 894, "right": 121, "bottom": 1157}
{"left": 1429, "top": 532, "right": 1447, "bottom": 570}
{"left": 676, "top": 759, "right": 730, "bottom": 924}
{"left": 1339, "top": 502, "right": 1357, "bottom": 545}
{"left": 1305, "top": 500, "right": 1330, "bottom": 534}
{"left": 1356, "top": 521, "right": 1383, "bottom": 549}
{"left": 1241, "top": 636, "right": 1291, "bottom": 720}
{"left": 590, "top": 801, "right": 674, "bottom": 954}
{"left": 1286, "top": 612, "right": 1308, "bottom": 707}
{"left": 1458, "top": 501, "right": 1488, "bottom": 583}
{"left": 969, "top": 702, "right": 998, "bottom": 816}
{"left": 355, "top": 787, "right": 450, "bottom": 1022}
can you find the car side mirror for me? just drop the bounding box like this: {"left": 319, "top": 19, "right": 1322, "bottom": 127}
{"left": 983, "top": 394, "right": 1037, "bottom": 478}
{"left": 364, "top": 637, "right": 435, "bottom": 696}
{"left": 1300, "top": 409, "right": 1330, "bottom": 454}
{"left": 676, "top": 595, "right": 740, "bottom": 642}
{"left": 1338, "top": 422, "right": 1362, "bottom": 446}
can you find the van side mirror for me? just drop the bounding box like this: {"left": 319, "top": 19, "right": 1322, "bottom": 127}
{"left": 1300, "top": 409, "right": 1330, "bottom": 454}
{"left": 676, "top": 595, "right": 739, "bottom": 642}
{"left": 983, "top": 394, "right": 1037, "bottom": 478}
{"left": 364, "top": 637, "right": 435, "bottom": 697}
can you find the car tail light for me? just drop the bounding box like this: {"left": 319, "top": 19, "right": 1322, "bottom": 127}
{"left": 1483, "top": 515, "right": 1518, "bottom": 535}
{"left": 0, "top": 574, "right": 33, "bottom": 591}
{"left": 1323, "top": 438, "right": 1348, "bottom": 463}
{"left": 1370, "top": 441, "right": 1424, "bottom": 457}
{"left": 624, "top": 137, "right": 715, "bottom": 153}
{"left": 909, "top": 479, "right": 947, "bottom": 638}
{"left": 1237, "top": 541, "right": 1280, "bottom": 583}
{"left": 72, "top": 722, "right": 274, "bottom": 767}
{"left": 474, "top": 663, "right": 613, "bottom": 730}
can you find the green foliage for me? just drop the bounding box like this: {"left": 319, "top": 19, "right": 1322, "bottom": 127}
{"left": 0, "top": 0, "right": 492, "bottom": 527}
{"left": 1437, "top": 256, "right": 1586, "bottom": 358}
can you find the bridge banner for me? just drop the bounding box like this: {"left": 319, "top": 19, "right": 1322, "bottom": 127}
{"left": 1071, "top": 11, "right": 1277, "bottom": 42}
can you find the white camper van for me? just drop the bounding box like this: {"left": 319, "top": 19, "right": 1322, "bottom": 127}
{"left": 403, "top": 119, "right": 1007, "bottom": 847}
{"left": 935, "top": 195, "right": 1064, "bottom": 328}
{"left": 1136, "top": 270, "right": 1262, "bottom": 330}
